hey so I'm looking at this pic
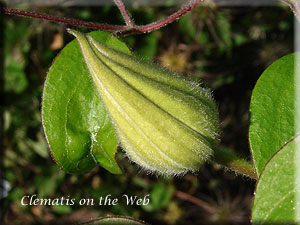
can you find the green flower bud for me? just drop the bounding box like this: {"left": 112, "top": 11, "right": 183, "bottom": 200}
{"left": 68, "top": 29, "right": 219, "bottom": 176}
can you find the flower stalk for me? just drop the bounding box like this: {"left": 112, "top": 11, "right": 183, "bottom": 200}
{"left": 212, "top": 146, "right": 257, "bottom": 180}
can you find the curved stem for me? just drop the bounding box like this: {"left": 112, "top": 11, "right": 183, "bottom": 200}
{"left": 175, "top": 191, "right": 215, "bottom": 212}
{"left": 1, "top": 0, "right": 203, "bottom": 35}
{"left": 136, "top": 0, "right": 203, "bottom": 33}
{"left": 211, "top": 146, "right": 258, "bottom": 180}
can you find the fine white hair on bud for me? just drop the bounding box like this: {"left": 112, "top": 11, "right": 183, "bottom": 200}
{"left": 68, "top": 29, "right": 219, "bottom": 176}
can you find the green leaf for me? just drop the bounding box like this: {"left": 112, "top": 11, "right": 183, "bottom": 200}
{"left": 4, "top": 21, "right": 31, "bottom": 94}
{"left": 34, "top": 167, "right": 65, "bottom": 198}
{"left": 178, "top": 14, "right": 196, "bottom": 42}
{"left": 249, "top": 53, "right": 297, "bottom": 175}
{"left": 80, "top": 216, "right": 149, "bottom": 225}
{"left": 252, "top": 135, "right": 300, "bottom": 224}
{"left": 52, "top": 204, "right": 72, "bottom": 214}
{"left": 143, "top": 183, "right": 174, "bottom": 212}
{"left": 216, "top": 12, "right": 232, "bottom": 54}
{"left": 5, "top": 54, "right": 28, "bottom": 93}
{"left": 42, "top": 31, "right": 130, "bottom": 174}
{"left": 135, "top": 33, "right": 158, "bottom": 60}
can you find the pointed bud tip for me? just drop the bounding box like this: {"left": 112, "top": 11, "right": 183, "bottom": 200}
{"left": 66, "top": 28, "right": 74, "bottom": 35}
{"left": 66, "top": 29, "right": 84, "bottom": 40}
{"left": 72, "top": 31, "right": 220, "bottom": 176}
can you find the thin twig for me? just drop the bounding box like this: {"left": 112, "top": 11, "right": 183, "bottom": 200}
{"left": 113, "top": 0, "right": 135, "bottom": 27}
{"left": 175, "top": 191, "right": 215, "bottom": 212}
{"left": 205, "top": 17, "right": 223, "bottom": 47}
{"left": 282, "top": 0, "right": 300, "bottom": 23}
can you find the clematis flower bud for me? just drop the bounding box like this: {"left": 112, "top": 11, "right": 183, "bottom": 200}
{"left": 68, "top": 29, "right": 219, "bottom": 176}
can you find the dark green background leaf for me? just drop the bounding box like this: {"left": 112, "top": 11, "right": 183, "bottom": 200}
{"left": 249, "top": 53, "right": 297, "bottom": 175}
{"left": 252, "top": 135, "right": 300, "bottom": 224}
{"left": 142, "top": 183, "right": 174, "bottom": 212}
{"left": 80, "top": 216, "right": 149, "bottom": 225}
{"left": 42, "top": 31, "right": 130, "bottom": 174}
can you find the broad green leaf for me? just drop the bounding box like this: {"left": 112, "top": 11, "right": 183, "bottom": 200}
{"left": 80, "top": 216, "right": 149, "bottom": 225}
{"left": 252, "top": 135, "right": 300, "bottom": 224}
{"left": 249, "top": 53, "right": 298, "bottom": 175}
{"left": 42, "top": 31, "right": 130, "bottom": 174}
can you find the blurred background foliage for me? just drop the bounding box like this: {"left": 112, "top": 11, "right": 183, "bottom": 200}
{"left": 1, "top": 1, "right": 294, "bottom": 224}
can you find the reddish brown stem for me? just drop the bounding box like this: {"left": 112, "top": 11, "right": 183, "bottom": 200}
{"left": 137, "top": 0, "right": 203, "bottom": 33}
{"left": 175, "top": 191, "right": 215, "bottom": 212}
{"left": 1, "top": 0, "right": 203, "bottom": 35}
{"left": 1, "top": 7, "right": 128, "bottom": 31}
